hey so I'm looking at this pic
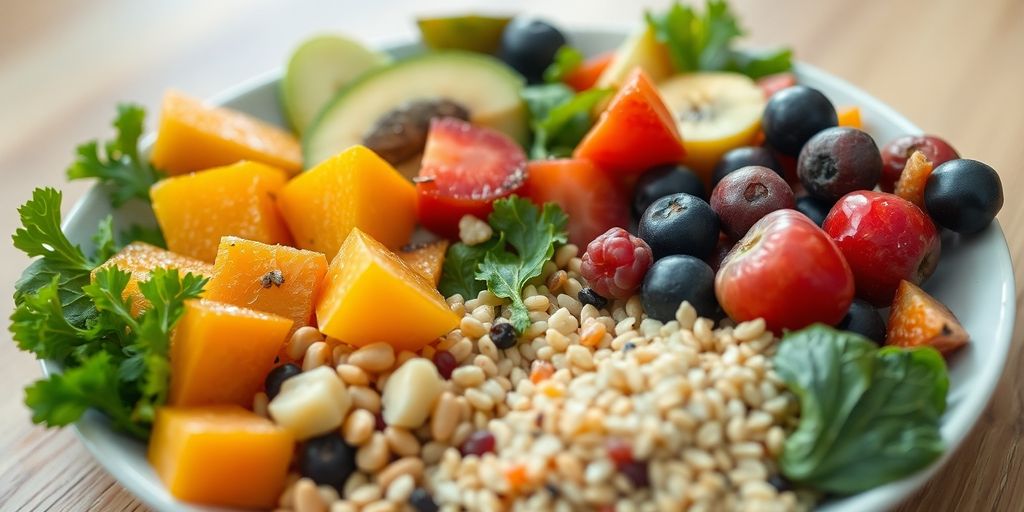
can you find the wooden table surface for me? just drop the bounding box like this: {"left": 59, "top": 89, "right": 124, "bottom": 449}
{"left": 1, "top": 0, "right": 1022, "bottom": 510}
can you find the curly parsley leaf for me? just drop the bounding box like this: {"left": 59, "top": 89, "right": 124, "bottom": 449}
{"left": 24, "top": 351, "right": 148, "bottom": 439}
{"left": 13, "top": 188, "right": 93, "bottom": 272}
{"left": 522, "top": 83, "right": 613, "bottom": 159}
{"left": 646, "top": 0, "right": 791, "bottom": 79}
{"left": 66, "top": 104, "right": 163, "bottom": 207}
{"left": 543, "top": 45, "right": 585, "bottom": 84}
{"left": 10, "top": 275, "right": 97, "bottom": 364}
{"left": 775, "top": 325, "right": 948, "bottom": 494}
{"left": 439, "top": 240, "right": 496, "bottom": 299}
{"left": 477, "top": 197, "right": 568, "bottom": 332}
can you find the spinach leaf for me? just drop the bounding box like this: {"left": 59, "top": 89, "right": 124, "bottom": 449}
{"left": 775, "top": 324, "right": 948, "bottom": 494}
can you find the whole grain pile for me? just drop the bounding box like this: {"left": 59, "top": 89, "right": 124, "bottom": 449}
{"left": 269, "top": 243, "right": 806, "bottom": 512}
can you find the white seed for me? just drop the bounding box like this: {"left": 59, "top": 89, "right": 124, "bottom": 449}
{"left": 381, "top": 358, "right": 444, "bottom": 429}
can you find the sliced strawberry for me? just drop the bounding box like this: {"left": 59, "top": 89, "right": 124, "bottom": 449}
{"left": 416, "top": 117, "right": 527, "bottom": 239}
{"left": 756, "top": 72, "right": 797, "bottom": 99}
{"left": 524, "top": 159, "right": 630, "bottom": 247}
{"left": 573, "top": 68, "right": 686, "bottom": 177}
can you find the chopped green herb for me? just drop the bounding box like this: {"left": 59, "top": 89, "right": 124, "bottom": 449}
{"left": 646, "top": 0, "right": 792, "bottom": 79}
{"left": 522, "top": 83, "right": 612, "bottom": 159}
{"left": 543, "top": 45, "right": 585, "bottom": 84}
{"left": 66, "top": 104, "right": 163, "bottom": 207}
{"left": 774, "top": 324, "right": 947, "bottom": 494}
{"left": 476, "top": 197, "right": 568, "bottom": 332}
{"left": 438, "top": 240, "right": 495, "bottom": 299}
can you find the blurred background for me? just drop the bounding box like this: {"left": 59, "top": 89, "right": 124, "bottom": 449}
{"left": 0, "top": 0, "right": 1022, "bottom": 510}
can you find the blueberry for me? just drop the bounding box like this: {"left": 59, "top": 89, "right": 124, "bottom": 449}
{"left": 264, "top": 363, "right": 301, "bottom": 400}
{"left": 298, "top": 433, "right": 357, "bottom": 491}
{"left": 633, "top": 164, "right": 706, "bottom": 219}
{"left": 641, "top": 255, "right": 718, "bottom": 321}
{"left": 489, "top": 322, "right": 518, "bottom": 349}
{"left": 409, "top": 488, "right": 439, "bottom": 512}
{"left": 763, "top": 85, "right": 838, "bottom": 156}
{"left": 798, "top": 127, "right": 882, "bottom": 202}
{"left": 712, "top": 146, "right": 783, "bottom": 189}
{"left": 837, "top": 298, "right": 886, "bottom": 343}
{"left": 795, "top": 195, "right": 833, "bottom": 227}
{"left": 925, "top": 159, "right": 1004, "bottom": 234}
{"left": 577, "top": 287, "right": 608, "bottom": 309}
{"left": 638, "top": 193, "right": 719, "bottom": 261}
{"left": 498, "top": 17, "right": 566, "bottom": 83}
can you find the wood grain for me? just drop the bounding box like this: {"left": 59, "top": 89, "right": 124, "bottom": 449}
{"left": 0, "top": 0, "right": 1021, "bottom": 510}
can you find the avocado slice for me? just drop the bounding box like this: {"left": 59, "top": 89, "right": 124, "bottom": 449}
{"left": 303, "top": 51, "right": 528, "bottom": 169}
{"left": 281, "top": 35, "right": 390, "bottom": 135}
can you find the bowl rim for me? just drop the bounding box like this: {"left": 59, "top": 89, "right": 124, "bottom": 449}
{"left": 45, "top": 27, "right": 1016, "bottom": 512}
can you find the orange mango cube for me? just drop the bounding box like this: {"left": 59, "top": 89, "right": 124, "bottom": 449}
{"left": 92, "top": 242, "right": 213, "bottom": 316}
{"left": 837, "top": 106, "right": 863, "bottom": 129}
{"left": 317, "top": 229, "right": 458, "bottom": 352}
{"left": 399, "top": 240, "right": 449, "bottom": 286}
{"left": 150, "top": 90, "right": 301, "bottom": 175}
{"left": 150, "top": 161, "right": 292, "bottom": 262}
{"left": 277, "top": 145, "right": 416, "bottom": 259}
{"left": 169, "top": 300, "right": 293, "bottom": 407}
{"left": 204, "top": 236, "right": 328, "bottom": 334}
{"left": 148, "top": 405, "right": 293, "bottom": 508}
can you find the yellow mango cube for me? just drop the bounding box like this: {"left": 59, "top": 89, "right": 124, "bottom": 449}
{"left": 92, "top": 242, "right": 213, "bottom": 316}
{"left": 204, "top": 236, "right": 328, "bottom": 336}
{"left": 150, "top": 161, "right": 293, "bottom": 262}
{"left": 150, "top": 90, "right": 302, "bottom": 175}
{"left": 316, "top": 228, "right": 458, "bottom": 352}
{"left": 277, "top": 145, "right": 416, "bottom": 259}
{"left": 148, "top": 405, "right": 293, "bottom": 508}
{"left": 169, "top": 300, "right": 293, "bottom": 408}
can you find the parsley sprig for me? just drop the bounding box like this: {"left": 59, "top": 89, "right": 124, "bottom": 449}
{"left": 10, "top": 188, "right": 205, "bottom": 437}
{"left": 439, "top": 197, "right": 568, "bottom": 333}
{"left": 66, "top": 104, "right": 163, "bottom": 207}
{"left": 646, "top": 0, "right": 792, "bottom": 79}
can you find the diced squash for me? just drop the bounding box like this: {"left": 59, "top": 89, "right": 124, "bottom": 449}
{"left": 887, "top": 280, "right": 969, "bottom": 355}
{"left": 204, "top": 236, "right": 328, "bottom": 335}
{"left": 399, "top": 240, "right": 449, "bottom": 286}
{"left": 150, "top": 161, "right": 292, "bottom": 262}
{"left": 169, "top": 300, "right": 293, "bottom": 407}
{"left": 277, "top": 145, "right": 416, "bottom": 259}
{"left": 837, "top": 106, "right": 862, "bottom": 129}
{"left": 316, "top": 229, "right": 458, "bottom": 351}
{"left": 150, "top": 90, "right": 301, "bottom": 175}
{"left": 92, "top": 242, "right": 213, "bottom": 316}
{"left": 148, "top": 405, "right": 293, "bottom": 508}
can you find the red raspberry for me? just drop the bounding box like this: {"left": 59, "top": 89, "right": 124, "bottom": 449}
{"left": 580, "top": 228, "right": 653, "bottom": 299}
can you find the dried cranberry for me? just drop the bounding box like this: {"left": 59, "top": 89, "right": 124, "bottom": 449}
{"left": 431, "top": 350, "right": 457, "bottom": 379}
{"left": 620, "top": 460, "right": 649, "bottom": 488}
{"left": 374, "top": 412, "right": 386, "bottom": 431}
{"left": 605, "top": 438, "right": 634, "bottom": 469}
{"left": 460, "top": 430, "right": 496, "bottom": 457}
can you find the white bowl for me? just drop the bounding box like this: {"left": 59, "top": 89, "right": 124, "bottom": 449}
{"left": 48, "top": 29, "right": 1015, "bottom": 512}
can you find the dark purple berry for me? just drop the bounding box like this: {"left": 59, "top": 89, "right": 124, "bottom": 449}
{"left": 432, "top": 350, "right": 457, "bottom": 379}
{"left": 490, "top": 322, "right": 518, "bottom": 349}
{"left": 264, "top": 363, "right": 301, "bottom": 400}
{"left": 460, "top": 430, "right": 496, "bottom": 456}
{"left": 409, "top": 488, "right": 439, "bottom": 512}
{"left": 578, "top": 287, "right": 608, "bottom": 309}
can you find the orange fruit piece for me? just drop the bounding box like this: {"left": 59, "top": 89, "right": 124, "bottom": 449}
{"left": 316, "top": 228, "right": 458, "bottom": 352}
{"left": 204, "top": 237, "right": 328, "bottom": 336}
{"left": 565, "top": 51, "right": 615, "bottom": 92}
{"left": 148, "top": 405, "right": 293, "bottom": 508}
{"left": 277, "top": 145, "right": 417, "bottom": 260}
{"left": 887, "top": 280, "right": 969, "bottom": 355}
{"left": 150, "top": 90, "right": 301, "bottom": 176}
{"left": 837, "top": 106, "right": 862, "bottom": 129}
{"left": 398, "top": 240, "right": 449, "bottom": 286}
{"left": 169, "top": 300, "right": 293, "bottom": 407}
{"left": 894, "top": 151, "right": 934, "bottom": 208}
{"left": 573, "top": 67, "right": 686, "bottom": 177}
{"left": 150, "top": 160, "right": 293, "bottom": 262}
{"left": 92, "top": 242, "right": 213, "bottom": 316}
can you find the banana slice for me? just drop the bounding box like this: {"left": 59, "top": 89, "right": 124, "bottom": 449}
{"left": 658, "top": 72, "right": 766, "bottom": 182}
